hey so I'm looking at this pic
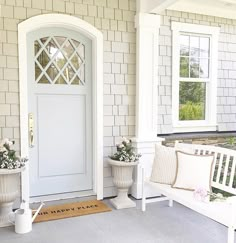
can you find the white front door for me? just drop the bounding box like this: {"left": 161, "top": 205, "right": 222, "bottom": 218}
{"left": 27, "top": 28, "right": 93, "bottom": 197}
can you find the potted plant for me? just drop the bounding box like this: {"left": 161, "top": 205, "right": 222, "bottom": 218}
{"left": 108, "top": 137, "right": 141, "bottom": 209}
{"left": 0, "top": 138, "right": 27, "bottom": 227}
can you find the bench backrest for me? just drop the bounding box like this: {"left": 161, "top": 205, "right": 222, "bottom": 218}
{"left": 175, "top": 141, "right": 236, "bottom": 196}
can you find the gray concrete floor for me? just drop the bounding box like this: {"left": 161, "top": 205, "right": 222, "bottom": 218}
{"left": 0, "top": 197, "right": 235, "bottom": 243}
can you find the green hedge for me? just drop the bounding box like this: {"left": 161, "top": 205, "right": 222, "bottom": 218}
{"left": 179, "top": 101, "right": 204, "bottom": 120}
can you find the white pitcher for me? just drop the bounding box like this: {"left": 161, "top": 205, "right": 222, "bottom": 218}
{"left": 12, "top": 201, "right": 44, "bottom": 234}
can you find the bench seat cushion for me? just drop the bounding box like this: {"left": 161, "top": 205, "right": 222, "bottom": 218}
{"left": 145, "top": 179, "right": 236, "bottom": 228}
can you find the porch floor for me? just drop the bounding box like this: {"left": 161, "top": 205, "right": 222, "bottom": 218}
{"left": 0, "top": 197, "right": 234, "bottom": 243}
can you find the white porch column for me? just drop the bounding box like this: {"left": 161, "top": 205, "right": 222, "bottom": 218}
{"left": 131, "top": 13, "right": 164, "bottom": 199}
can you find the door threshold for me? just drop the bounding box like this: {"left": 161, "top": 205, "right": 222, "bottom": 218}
{"left": 30, "top": 190, "right": 96, "bottom": 203}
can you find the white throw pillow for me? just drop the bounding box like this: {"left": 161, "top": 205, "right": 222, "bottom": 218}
{"left": 175, "top": 142, "right": 196, "bottom": 154}
{"left": 150, "top": 145, "right": 176, "bottom": 184}
{"left": 150, "top": 144, "right": 196, "bottom": 185}
{"left": 172, "top": 151, "right": 214, "bottom": 191}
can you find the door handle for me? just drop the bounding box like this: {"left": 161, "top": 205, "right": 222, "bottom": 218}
{"left": 29, "top": 113, "right": 34, "bottom": 148}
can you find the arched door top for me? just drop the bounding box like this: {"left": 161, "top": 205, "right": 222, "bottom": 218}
{"left": 18, "top": 14, "right": 103, "bottom": 41}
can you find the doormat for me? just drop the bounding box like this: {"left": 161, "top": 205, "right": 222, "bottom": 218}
{"left": 33, "top": 200, "right": 112, "bottom": 223}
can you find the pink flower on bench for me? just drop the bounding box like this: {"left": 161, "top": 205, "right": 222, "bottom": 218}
{"left": 193, "top": 187, "right": 208, "bottom": 202}
{"left": 194, "top": 187, "right": 227, "bottom": 202}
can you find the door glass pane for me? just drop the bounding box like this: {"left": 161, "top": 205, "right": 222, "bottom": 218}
{"left": 38, "top": 75, "right": 50, "bottom": 84}
{"left": 37, "top": 50, "right": 50, "bottom": 68}
{"left": 46, "top": 64, "right": 59, "bottom": 82}
{"left": 71, "top": 76, "right": 81, "bottom": 85}
{"left": 63, "top": 64, "right": 75, "bottom": 82}
{"left": 62, "top": 40, "right": 75, "bottom": 58}
{"left": 179, "top": 82, "right": 206, "bottom": 121}
{"left": 40, "top": 37, "right": 48, "bottom": 45}
{"left": 78, "top": 44, "right": 85, "bottom": 59}
{"left": 71, "top": 53, "right": 83, "bottom": 70}
{"left": 55, "top": 75, "right": 66, "bottom": 84}
{"left": 45, "top": 39, "right": 58, "bottom": 59}
{"left": 72, "top": 39, "right": 80, "bottom": 48}
{"left": 55, "top": 36, "right": 66, "bottom": 46}
{"left": 54, "top": 51, "right": 66, "bottom": 69}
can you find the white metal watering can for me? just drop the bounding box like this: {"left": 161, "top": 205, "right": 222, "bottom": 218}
{"left": 11, "top": 200, "right": 44, "bottom": 234}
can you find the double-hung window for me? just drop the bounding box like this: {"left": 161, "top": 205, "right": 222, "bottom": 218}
{"left": 171, "top": 22, "right": 220, "bottom": 133}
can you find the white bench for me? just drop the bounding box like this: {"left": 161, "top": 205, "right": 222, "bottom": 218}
{"left": 142, "top": 141, "right": 236, "bottom": 243}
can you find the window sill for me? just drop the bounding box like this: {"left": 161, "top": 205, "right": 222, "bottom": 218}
{"left": 173, "top": 124, "right": 217, "bottom": 133}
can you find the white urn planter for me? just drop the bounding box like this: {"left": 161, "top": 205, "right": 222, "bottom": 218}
{"left": 108, "top": 159, "right": 138, "bottom": 209}
{"left": 0, "top": 168, "right": 23, "bottom": 227}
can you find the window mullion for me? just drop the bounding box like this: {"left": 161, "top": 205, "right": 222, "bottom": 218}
{"left": 179, "top": 78, "right": 209, "bottom": 83}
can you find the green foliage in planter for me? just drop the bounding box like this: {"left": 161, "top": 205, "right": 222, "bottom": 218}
{"left": 109, "top": 138, "right": 141, "bottom": 162}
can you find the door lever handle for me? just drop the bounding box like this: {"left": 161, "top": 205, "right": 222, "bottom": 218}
{"left": 29, "top": 113, "right": 34, "bottom": 148}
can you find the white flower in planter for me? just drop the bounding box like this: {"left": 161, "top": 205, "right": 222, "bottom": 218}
{"left": 0, "top": 138, "right": 28, "bottom": 170}
{"left": 122, "top": 137, "right": 130, "bottom": 144}
{"left": 0, "top": 147, "right": 7, "bottom": 153}
{"left": 0, "top": 138, "right": 13, "bottom": 147}
{"left": 110, "top": 137, "right": 141, "bottom": 163}
{"left": 118, "top": 144, "right": 125, "bottom": 149}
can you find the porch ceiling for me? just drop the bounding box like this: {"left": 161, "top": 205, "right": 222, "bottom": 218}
{"left": 139, "top": 0, "right": 236, "bottom": 20}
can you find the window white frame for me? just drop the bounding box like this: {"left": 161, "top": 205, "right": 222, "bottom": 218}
{"left": 171, "top": 22, "right": 220, "bottom": 133}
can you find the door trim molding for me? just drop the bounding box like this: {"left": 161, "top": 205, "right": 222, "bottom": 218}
{"left": 18, "top": 14, "right": 103, "bottom": 201}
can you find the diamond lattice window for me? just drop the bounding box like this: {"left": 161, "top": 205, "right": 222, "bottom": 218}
{"left": 34, "top": 36, "right": 85, "bottom": 85}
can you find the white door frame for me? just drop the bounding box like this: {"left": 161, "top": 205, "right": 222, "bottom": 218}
{"left": 18, "top": 14, "right": 103, "bottom": 201}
